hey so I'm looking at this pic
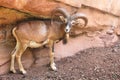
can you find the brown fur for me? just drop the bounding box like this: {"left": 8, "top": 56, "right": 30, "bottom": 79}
{"left": 10, "top": 20, "right": 67, "bottom": 74}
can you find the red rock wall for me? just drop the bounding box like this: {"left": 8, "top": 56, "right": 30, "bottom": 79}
{"left": 0, "top": 0, "right": 120, "bottom": 75}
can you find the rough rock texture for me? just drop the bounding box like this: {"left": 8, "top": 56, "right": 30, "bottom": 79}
{"left": 78, "top": 0, "right": 120, "bottom": 16}
{"left": 0, "top": 0, "right": 120, "bottom": 75}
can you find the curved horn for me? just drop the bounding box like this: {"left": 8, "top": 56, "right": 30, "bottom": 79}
{"left": 51, "top": 8, "right": 70, "bottom": 24}
{"left": 51, "top": 7, "right": 70, "bottom": 18}
{"left": 71, "top": 13, "right": 88, "bottom": 27}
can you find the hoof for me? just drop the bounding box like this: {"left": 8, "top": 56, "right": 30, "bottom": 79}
{"left": 20, "top": 70, "right": 27, "bottom": 75}
{"left": 51, "top": 66, "right": 57, "bottom": 71}
{"left": 51, "top": 63, "right": 57, "bottom": 71}
{"left": 10, "top": 69, "right": 16, "bottom": 73}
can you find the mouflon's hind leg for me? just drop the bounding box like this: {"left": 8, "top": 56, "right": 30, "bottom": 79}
{"left": 15, "top": 44, "right": 28, "bottom": 74}
{"left": 10, "top": 42, "right": 20, "bottom": 73}
{"left": 10, "top": 48, "right": 17, "bottom": 73}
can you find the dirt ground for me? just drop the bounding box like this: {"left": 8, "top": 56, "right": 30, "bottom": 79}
{"left": 1, "top": 38, "right": 120, "bottom": 80}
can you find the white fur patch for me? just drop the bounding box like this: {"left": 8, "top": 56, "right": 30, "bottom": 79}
{"left": 39, "top": 23, "right": 47, "bottom": 36}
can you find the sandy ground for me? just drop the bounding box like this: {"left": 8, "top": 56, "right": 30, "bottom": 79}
{"left": 1, "top": 37, "right": 120, "bottom": 80}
